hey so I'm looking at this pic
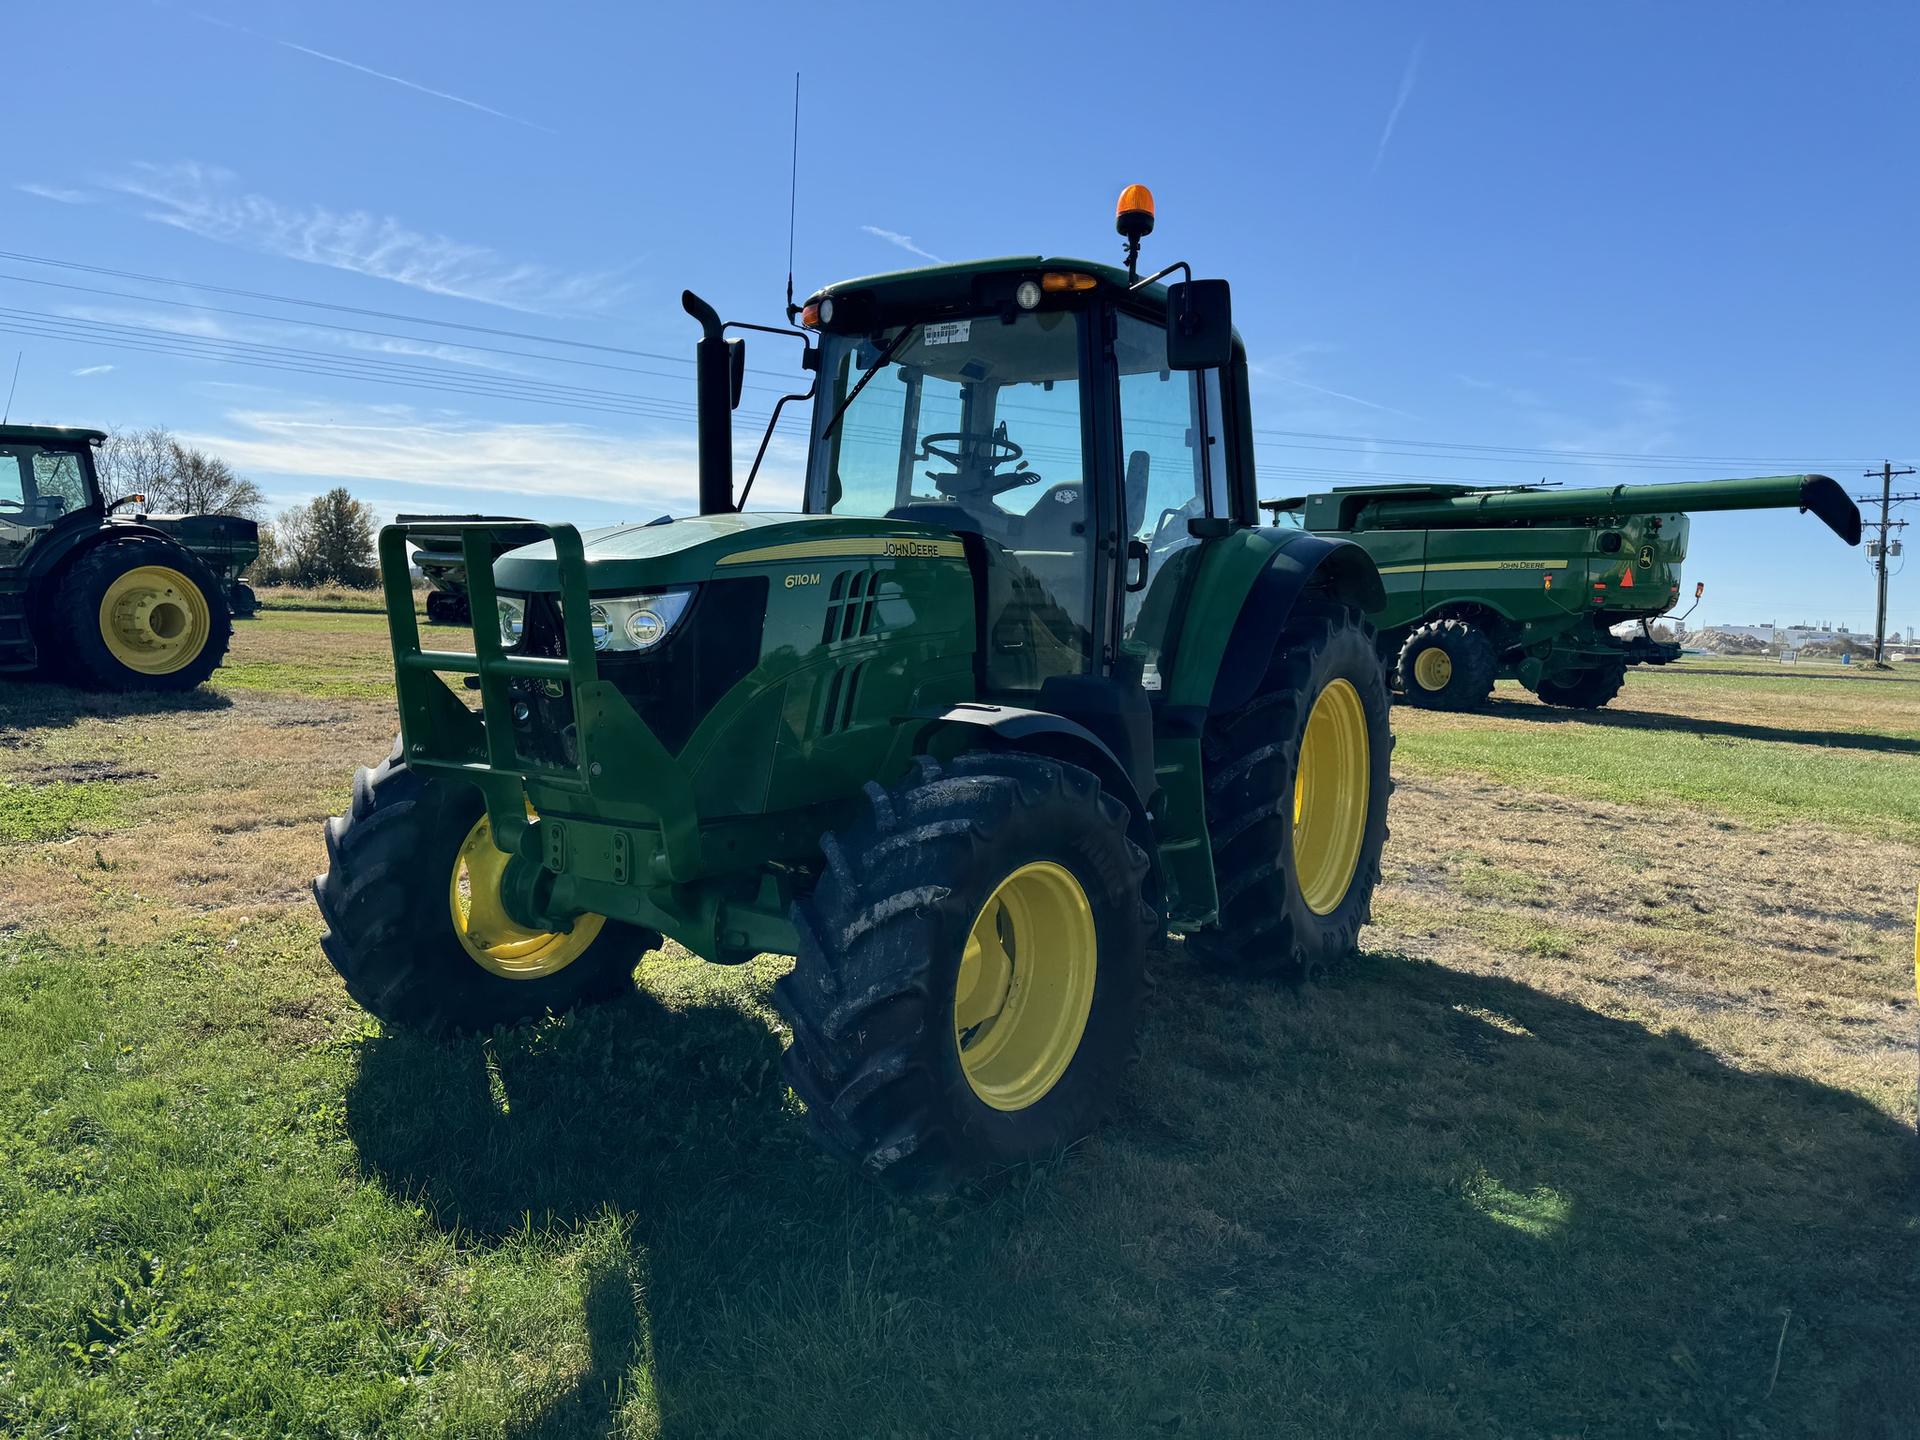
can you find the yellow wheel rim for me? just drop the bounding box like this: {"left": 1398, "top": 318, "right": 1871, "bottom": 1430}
{"left": 448, "top": 812, "right": 604, "bottom": 979}
{"left": 1293, "top": 678, "right": 1371, "bottom": 916}
{"left": 98, "top": 565, "right": 212, "bottom": 675}
{"left": 953, "top": 860, "right": 1097, "bottom": 1112}
{"left": 1413, "top": 646, "right": 1453, "bottom": 691}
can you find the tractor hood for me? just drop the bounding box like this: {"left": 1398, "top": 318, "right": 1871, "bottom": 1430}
{"left": 491, "top": 512, "right": 967, "bottom": 594}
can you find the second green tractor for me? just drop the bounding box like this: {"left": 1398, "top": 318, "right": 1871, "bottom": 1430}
{"left": 315, "top": 189, "right": 1394, "bottom": 1189}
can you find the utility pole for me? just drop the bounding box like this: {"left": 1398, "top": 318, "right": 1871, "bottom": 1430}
{"left": 1860, "top": 462, "right": 1919, "bottom": 663}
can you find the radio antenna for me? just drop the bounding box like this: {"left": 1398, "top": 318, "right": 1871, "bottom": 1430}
{"left": 784, "top": 72, "right": 802, "bottom": 322}
{"left": 1, "top": 351, "right": 20, "bottom": 424}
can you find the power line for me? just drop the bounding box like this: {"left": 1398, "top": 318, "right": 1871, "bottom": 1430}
{"left": 9, "top": 251, "right": 1902, "bottom": 476}
{"left": 0, "top": 269, "right": 802, "bottom": 388}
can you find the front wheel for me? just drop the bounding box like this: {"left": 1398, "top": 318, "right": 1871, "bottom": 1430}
{"left": 313, "top": 740, "right": 656, "bottom": 1034}
{"left": 1198, "top": 603, "right": 1394, "bottom": 976}
{"left": 775, "top": 752, "right": 1155, "bottom": 1190}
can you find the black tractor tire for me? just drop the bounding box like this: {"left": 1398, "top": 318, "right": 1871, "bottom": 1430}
{"left": 313, "top": 739, "right": 656, "bottom": 1035}
{"left": 1532, "top": 659, "right": 1628, "bottom": 710}
{"left": 1195, "top": 602, "right": 1393, "bottom": 978}
{"left": 230, "top": 580, "right": 258, "bottom": 618}
{"left": 1394, "top": 618, "right": 1497, "bottom": 710}
{"left": 775, "top": 752, "right": 1155, "bottom": 1191}
{"left": 51, "top": 540, "right": 233, "bottom": 693}
{"left": 426, "top": 589, "right": 470, "bottom": 625}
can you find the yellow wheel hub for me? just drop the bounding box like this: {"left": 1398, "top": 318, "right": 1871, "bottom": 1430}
{"left": 1413, "top": 646, "right": 1453, "bottom": 691}
{"left": 448, "top": 812, "right": 604, "bottom": 979}
{"left": 98, "top": 565, "right": 212, "bottom": 675}
{"left": 953, "top": 860, "right": 1097, "bottom": 1112}
{"left": 1293, "top": 678, "right": 1371, "bottom": 916}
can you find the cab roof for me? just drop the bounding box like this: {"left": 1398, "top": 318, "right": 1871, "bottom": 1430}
{"left": 0, "top": 423, "right": 107, "bottom": 445}
{"left": 811, "top": 255, "right": 1165, "bottom": 305}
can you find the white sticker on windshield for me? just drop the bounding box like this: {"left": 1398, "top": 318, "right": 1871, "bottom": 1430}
{"left": 922, "top": 320, "right": 972, "bottom": 346}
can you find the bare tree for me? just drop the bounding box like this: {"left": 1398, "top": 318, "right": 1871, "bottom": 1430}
{"left": 95, "top": 426, "right": 174, "bottom": 502}
{"left": 95, "top": 425, "right": 265, "bottom": 518}
{"left": 151, "top": 441, "right": 265, "bottom": 518}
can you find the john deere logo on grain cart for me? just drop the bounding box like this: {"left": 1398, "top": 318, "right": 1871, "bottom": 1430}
{"left": 1637, "top": 544, "right": 1655, "bottom": 569}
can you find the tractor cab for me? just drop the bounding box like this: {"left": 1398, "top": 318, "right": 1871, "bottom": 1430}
{"left": 0, "top": 425, "right": 108, "bottom": 557}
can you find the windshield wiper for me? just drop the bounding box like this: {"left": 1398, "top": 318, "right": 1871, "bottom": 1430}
{"left": 821, "top": 328, "right": 915, "bottom": 442}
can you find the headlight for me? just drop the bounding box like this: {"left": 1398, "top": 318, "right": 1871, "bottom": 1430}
{"left": 569, "top": 589, "right": 694, "bottom": 652}
{"left": 497, "top": 595, "right": 526, "bottom": 649}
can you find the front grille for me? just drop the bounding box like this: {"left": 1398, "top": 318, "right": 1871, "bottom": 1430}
{"left": 507, "top": 578, "right": 768, "bottom": 765}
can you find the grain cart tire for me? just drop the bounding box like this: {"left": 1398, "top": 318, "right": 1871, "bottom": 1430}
{"left": 314, "top": 740, "right": 657, "bottom": 1034}
{"left": 426, "top": 590, "right": 470, "bottom": 625}
{"left": 53, "top": 541, "right": 232, "bottom": 693}
{"left": 1194, "top": 603, "right": 1392, "bottom": 978}
{"left": 1394, "top": 618, "right": 1496, "bottom": 711}
{"left": 1532, "top": 659, "right": 1627, "bottom": 710}
{"left": 230, "top": 580, "right": 258, "bottom": 618}
{"left": 776, "top": 752, "right": 1154, "bottom": 1191}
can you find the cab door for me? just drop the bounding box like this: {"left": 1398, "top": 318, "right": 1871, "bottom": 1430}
{"left": 1109, "top": 309, "right": 1235, "bottom": 687}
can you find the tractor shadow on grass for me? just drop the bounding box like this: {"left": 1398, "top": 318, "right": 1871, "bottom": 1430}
{"left": 344, "top": 951, "right": 1920, "bottom": 1439}
{"left": 1481, "top": 694, "right": 1920, "bottom": 755}
{"left": 0, "top": 678, "right": 231, "bottom": 736}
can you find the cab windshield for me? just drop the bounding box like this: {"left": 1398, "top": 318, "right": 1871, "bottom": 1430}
{"left": 807, "top": 310, "right": 1085, "bottom": 530}
{"left": 0, "top": 441, "right": 96, "bottom": 530}
{"left": 805, "top": 309, "right": 1095, "bottom": 693}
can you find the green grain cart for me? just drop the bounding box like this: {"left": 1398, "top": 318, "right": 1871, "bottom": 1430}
{"left": 1264, "top": 476, "right": 1861, "bottom": 710}
{"left": 315, "top": 188, "right": 1396, "bottom": 1189}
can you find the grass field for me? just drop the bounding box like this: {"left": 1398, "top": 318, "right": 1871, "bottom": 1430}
{"left": 1, "top": 616, "right": 1915, "bottom": 1438}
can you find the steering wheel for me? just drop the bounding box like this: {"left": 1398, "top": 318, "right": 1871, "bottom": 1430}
{"left": 919, "top": 430, "right": 1041, "bottom": 497}
{"left": 919, "top": 431, "right": 1023, "bottom": 471}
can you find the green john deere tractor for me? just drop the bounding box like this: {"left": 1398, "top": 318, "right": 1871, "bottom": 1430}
{"left": 1265, "top": 475, "right": 1862, "bottom": 711}
{"left": 0, "top": 424, "right": 235, "bottom": 692}
{"left": 315, "top": 188, "right": 1395, "bottom": 1188}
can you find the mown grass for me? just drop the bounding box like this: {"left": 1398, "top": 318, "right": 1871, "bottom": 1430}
{"left": 1395, "top": 671, "right": 1920, "bottom": 839}
{"left": 0, "top": 617, "right": 1914, "bottom": 1437}
{"left": 0, "top": 780, "right": 119, "bottom": 842}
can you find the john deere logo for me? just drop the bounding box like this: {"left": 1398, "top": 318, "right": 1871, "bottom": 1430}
{"left": 1637, "top": 545, "right": 1655, "bottom": 569}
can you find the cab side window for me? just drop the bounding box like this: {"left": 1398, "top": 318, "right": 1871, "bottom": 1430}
{"left": 32, "top": 451, "right": 89, "bottom": 516}
{"left": 1114, "top": 313, "right": 1225, "bottom": 628}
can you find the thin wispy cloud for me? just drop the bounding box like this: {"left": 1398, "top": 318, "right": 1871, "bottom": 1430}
{"left": 103, "top": 162, "right": 629, "bottom": 315}
{"left": 190, "top": 11, "right": 554, "bottom": 134}
{"left": 861, "top": 226, "right": 942, "bottom": 263}
{"left": 16, "top": 183, "right": 95, "bottom": 205}
{"left": 1371, "top": 39, "right": 1425, "bottom": 175}
{"left": 1273, "top": 373, "right": 1418, "bottom": 419}
{"left": 182, "top": 401, "right": 808, "bottom": 514}
{"left": 71, "top": 364, "right": 115, "bottom": 377}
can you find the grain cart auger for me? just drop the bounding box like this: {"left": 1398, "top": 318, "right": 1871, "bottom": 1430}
{"left": 1264, "top": 475, "right": 1862, "bottom": 711}
{"left": 0, "top": 424, "right": 234, "bottom": 691}
{"left": 314, "top": 187, "right": 1394, "bottom": 1190}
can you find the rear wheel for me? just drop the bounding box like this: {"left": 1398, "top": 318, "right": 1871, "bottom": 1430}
{"left": 1532, "top": 659, "right": 1627, "bottom": 709}
{"left": 313, "top": 740, "right": 656, "bottom": 1034}
{"left": 775, "top": 752, "right": 1154, "bottom": 1190}
{"left": 53, "top": 542, "right": 232, "bottom": 692}
{"left": 1197, "top": 603, "right": 1393, "bottom": 977}
{"left": 1394, "top": 618, "right": 1496, "bottom": 710}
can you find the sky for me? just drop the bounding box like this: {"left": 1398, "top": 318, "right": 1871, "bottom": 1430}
{"left": 6, "top": 0, "right": 1918, "bottom": 632}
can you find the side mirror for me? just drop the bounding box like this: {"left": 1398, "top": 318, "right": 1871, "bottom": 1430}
{"left": 727, "top": 338, "right": 746, "bottom": 410}
{"left": 1165, "top": 279, "right": 1233, "bottom": 370}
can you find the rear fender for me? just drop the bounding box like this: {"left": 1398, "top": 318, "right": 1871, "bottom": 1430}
{"left": 1174, "top": 529, "right": 1384, "bottom": 720}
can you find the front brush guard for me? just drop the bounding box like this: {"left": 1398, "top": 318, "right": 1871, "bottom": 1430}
{"left": 377, "top": 521, "right": 702, "bottom": 880}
